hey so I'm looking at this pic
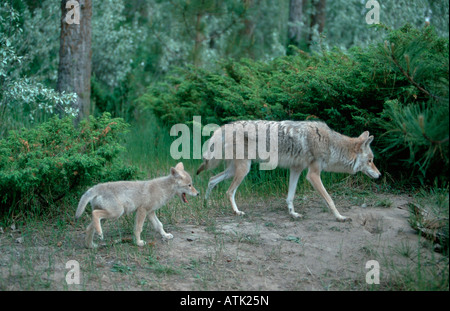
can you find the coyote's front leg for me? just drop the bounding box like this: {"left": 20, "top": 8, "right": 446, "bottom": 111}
{"left": 134, "top": 207, "right": 148, "bottom": 246}
{"left": 306, "top": 164, "right": 350, "bottom": 222}
{"left": 149, "top": 211, "right": 173, "bottom": 240}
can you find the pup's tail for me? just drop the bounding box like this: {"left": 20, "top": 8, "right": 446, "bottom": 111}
{"left": 75, "top": 187, "right": 97, "bottom": 219}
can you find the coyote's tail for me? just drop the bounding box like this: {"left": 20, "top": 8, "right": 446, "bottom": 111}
{"left": 197, "top": 127, "right": 224, "bottom": 175}
{"left": 75, "top": 187, "right": 97, "bottom": 219}
{"left": 196, "top": 158, "right": 222, "bottom": 175}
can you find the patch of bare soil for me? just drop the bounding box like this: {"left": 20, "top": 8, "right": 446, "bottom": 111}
{"left": 157, "top": 194, "right": 426, "bottom": 290}
{"left": 0, "top": 193, "right": 446, "bottom": 290}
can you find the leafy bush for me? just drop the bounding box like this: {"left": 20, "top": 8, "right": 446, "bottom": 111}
{"left": 377, "top": 25, "right": 449, "bottom": 183}
{"left": 138, "top": 28, "right": 403, "bottom": 134}
{"left": 139, "top": 53, "right": 381, "bottom": 135}
{"left": 0, "top": 113, "right": 137, "bottom": 218}
{"left": 0, "top": 2, "right": 77, "bottom": 137}
{"left": 138, "top": 25, "right": 449, "bottom": 183}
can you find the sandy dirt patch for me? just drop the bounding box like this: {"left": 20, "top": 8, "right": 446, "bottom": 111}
{"left": 0, "top": 193, "right": 446, "bottom": 290}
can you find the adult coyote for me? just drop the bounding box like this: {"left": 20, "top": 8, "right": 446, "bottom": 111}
{"left": 197, "top": 120, "right": 380, "bottom": 221}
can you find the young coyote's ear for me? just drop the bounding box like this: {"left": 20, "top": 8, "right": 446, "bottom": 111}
{"left": 171, "top": 162, "right": 185, "bottom": 178}
{"left": 175, "top": 162, "right": 184, "bottom": 170}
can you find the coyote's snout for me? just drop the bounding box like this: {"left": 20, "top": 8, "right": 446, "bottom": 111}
{"left": 76, "top": 162, "right": 199, "bottom": 248}
{"left": 197, "top": 120, "right": 380, "bottom": 221}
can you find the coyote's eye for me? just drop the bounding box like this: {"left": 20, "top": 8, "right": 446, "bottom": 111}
{"left": 188, "top": 184, "right": 191, "bottom": 187}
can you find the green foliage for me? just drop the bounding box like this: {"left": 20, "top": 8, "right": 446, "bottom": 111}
{"left": 8, "top": 0, "right": 60, "bottom": 87}
{"left": 378, "top": 25, "right": 449, "bottom": 183}
{"left": 0, "top": 113, "right": 137, "bottom": 218}
{"left": 137, "top": 34, "right": 386, "bottom": 132}
{"left": 380, "top": 100, "right": 448, "bottom": 182}
{"left": 91, "top": 0, "right": 140, "bottom": 90}
{"left": 0, "top": 2, "right": 77, "bottom": 136}
{"left": 90, "top": 0, "right": 143, "bottom": 119}
{"left": 324, "top": 0, "right": 449, "bottom": 49}
{"left": 139, "top": 25, "right": 449, "bottom": 183}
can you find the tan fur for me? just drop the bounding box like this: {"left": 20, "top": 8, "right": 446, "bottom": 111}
{"left": 197, "top": 120, "right": 381, "bottom": 221}
{"left": 76, "top": 162, "right": 199, "bottom": 248}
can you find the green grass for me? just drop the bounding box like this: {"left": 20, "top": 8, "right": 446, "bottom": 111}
{"left": 382, "top": 237, "right": 449, "bottom": 290}
{"left": 146, "top": 255, "right": 181, "bottom": 276}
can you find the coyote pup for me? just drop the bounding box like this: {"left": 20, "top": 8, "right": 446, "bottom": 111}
{"left": 197, "top": 120, "right": 381, "bottom": 221}
{"left": 76, "top": 162, "right": 199, "bottom": 248}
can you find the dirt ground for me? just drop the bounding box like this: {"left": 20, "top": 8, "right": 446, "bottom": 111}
{"left": 0, "top": 192, "right": 446, "bottom": 291}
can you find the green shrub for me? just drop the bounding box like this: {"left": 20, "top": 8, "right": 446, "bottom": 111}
{"left": 0, "top": 2, "right": 77, "bottom": 137}
{"left": 0, "top": 113, "right": 137, "bottom": 219}
{"left": 138, "top": 25, "right": 448, "bottom": 184}
{"left": 138, "top": 34, "right": 396, "bottom": 138}
{"left": 377, "top": 25, "right": 449, "bottom": 183}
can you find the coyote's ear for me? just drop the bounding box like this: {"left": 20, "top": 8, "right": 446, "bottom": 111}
{"left": 175, "top": 162, "right": 184, "bottom": 170}
{"left": 171, "top": 167, "right": 180, "bottom": 178}
{"left": 364, "top": 135, "right": 374, "bottom": 147}
{"left": 355, "top": 132, "right": 373, "bottom": 150}
{"left": 358, "top": 131, "right": 369, "bottom": 141}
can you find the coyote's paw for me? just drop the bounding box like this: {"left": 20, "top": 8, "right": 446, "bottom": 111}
{"left": 163, "top": 233, "right": 174, "bottom": 240}
{"left": 336, "top": 215, "right": 352, "bottom": 222}
{"left": 86, "top": 242, "right": 98, "bottom": 249}
{"left": 290, "top": 212, "right": 303, "bottom": 219}
{"left": 234, "top": 210, "right": 245, "bottom": 216}
{"left": 136, "top": 240, "right": 147, "bottom": 247}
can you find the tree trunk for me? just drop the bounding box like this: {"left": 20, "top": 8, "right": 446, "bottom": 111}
{"left": 287, "top": 0, "right": 303, "bottom": 53}
{"left": 192, "top": 12, "right": 204, "bottom": 67}
{"left": 57, "top": 0, "right": 92, "bottom": 122}
{"left": 309, "top": 0, "right": 326, "bottom": 43}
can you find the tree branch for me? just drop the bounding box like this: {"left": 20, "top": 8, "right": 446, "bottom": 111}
{"left": 422, "top": 132, "right": 449, "bottom": 145}
{"left": 385, "top": 41, "right": 441, "bottom": 101}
